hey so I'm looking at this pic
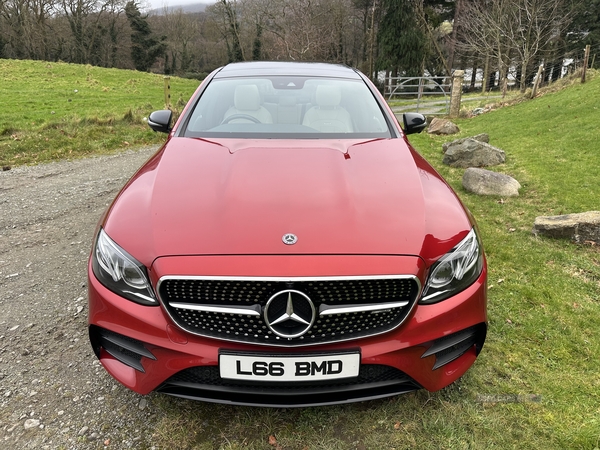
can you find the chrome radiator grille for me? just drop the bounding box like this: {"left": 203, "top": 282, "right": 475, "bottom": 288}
{"left": 158, "top": 276, "right": 420, "bottom": 347}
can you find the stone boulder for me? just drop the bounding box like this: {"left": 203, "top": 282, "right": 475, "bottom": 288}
{"left": 427, "top": 118, "right": 460, "bottom": 135}
{"left": 462, "top": 168, "right": 521, "bottom": 197}
{"left": 442, "top": 133, "right": 490, "bottom": 153}
{"left": 532, "top": 211, "right": 600, "bottom": 244}
{"left": 443, "top": 139, "right": 506, "bottom": 168}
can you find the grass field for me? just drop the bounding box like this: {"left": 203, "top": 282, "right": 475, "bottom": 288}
{"left": 0, "top": 59, "right": 200, "bottom": 166}
{"left": 2, "top": 60, "right": 599, "bottom": 449}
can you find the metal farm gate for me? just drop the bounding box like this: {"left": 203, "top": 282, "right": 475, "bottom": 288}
{"left": 385, "top": 76, "right": 452, "bottom": 116}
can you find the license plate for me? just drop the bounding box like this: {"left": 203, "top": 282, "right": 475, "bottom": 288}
{"left": 219, "top": 351, "right": 360, "bottom": 382}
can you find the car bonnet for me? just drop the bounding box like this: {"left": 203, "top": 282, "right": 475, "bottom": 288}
{"left": 103, "top": 137, "right": 472, "bottom": 266}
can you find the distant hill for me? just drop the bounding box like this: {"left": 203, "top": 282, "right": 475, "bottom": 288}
{"left": 149, "top": 2, "right": 209, "bottom": 15}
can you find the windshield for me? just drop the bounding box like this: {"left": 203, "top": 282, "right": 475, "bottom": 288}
{"left": 183, "top": 76, "right": 392, "bottom": 139}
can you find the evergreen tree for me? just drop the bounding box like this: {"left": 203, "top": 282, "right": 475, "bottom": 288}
{"left": 252, "top": 23, "right": 263, "bottom": 61}
{"left": 567, "top": 0, "right": 600, "bottom": 68}
{"left": 376, "top": 0, "right": 427, "bottom": 76}
{"left": 125, "top": 1, "right": 167, "bottom": 72}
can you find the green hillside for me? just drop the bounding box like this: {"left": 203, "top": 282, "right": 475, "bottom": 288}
{"left": 0, "top": 59, "right": 200, "bottom": 166}
{"left": 410, "top": 72, "right": 600, "bottom": 214}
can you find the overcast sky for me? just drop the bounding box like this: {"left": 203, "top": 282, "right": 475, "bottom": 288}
{"left": 143, "top": 0, "right": 213, "bottom": 11}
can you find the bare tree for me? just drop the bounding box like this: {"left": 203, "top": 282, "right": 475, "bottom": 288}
{"left": 0, "top": 0, "right": 57, "bottom": 59}
{"left": 208, "top": 0, "right": 245, "bottom": 62}
{"left": 505, "top": 0, "right": 571, "bottom": 91}
{"left": 243, "top": 0, "right": 354, "bottom": 62}
{"left": 0, "top": 0, "right": 34, "bottom": 59}
{"left": 245, "top": 0, "right": 315, "bottom": 60}
{"left": 60, "top": 0, "right": 111, "bottom": 64}
{"left": 100, "top": 0, "right": 130, "bottom": 68}
{"left": 458, "top": 0, "right": 571, "bottom": 92}
{"left": 447, "top": 0, "right": 463, "bottom": 71}
{"left": 156, "top": 7, "right": 201, "bottom": 73}
{"left": 458, "top": 0, "right": 515, "bottom": 90}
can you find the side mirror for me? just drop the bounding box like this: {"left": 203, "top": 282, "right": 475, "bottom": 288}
{"left": 402, "top": 113, "right": 427, "bottom": 135}
{"left": 148, "top": 110, "right": 173, "bottom": 133}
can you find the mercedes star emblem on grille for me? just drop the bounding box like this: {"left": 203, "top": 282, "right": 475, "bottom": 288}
{"left": 282, "top": 233, "right": 298, "bottom": 245}
{"left": 264, "top": 290, "right": 316, "bottom": 339}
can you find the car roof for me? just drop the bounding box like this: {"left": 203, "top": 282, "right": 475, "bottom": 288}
{"left": 214, "top": 61, "right": 362, "bottom": 79}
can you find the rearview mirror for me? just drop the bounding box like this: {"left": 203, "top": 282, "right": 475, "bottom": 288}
{"left": 402, "top": 113, "right": 427, "bottom": 135}
{"left": 148, "top": 110, "right": 173, "bottom": 133}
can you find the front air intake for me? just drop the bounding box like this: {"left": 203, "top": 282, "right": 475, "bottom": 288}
{"left": 89, "top": 325, "right": 156, "bottom": 372}
{"left": 421, "top": 323, "right": 486, "bottom": 370}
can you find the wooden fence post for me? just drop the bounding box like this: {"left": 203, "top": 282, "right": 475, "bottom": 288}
{"left": 582, "top": 44, "right": 591, "bottom": 83}
{"left": 164, "top": 76, "right": 171, "bottom": 109}
{"left": 531, "top": 64, "right": 544, "bottom": 99}
{"left": 449, "top": 70, "right": 464, "bottom": 118}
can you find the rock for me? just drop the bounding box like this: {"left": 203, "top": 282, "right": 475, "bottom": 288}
{"left": 427, "top": 118, "right": 460, "bottom": 135}
{"left": 442, "top": 133, "right": 489, "bottom": 153}
{"left": 138, "top": 398, "right": 148, "bottom": 410}
{"left": 24, "top": 419, "right": 40, "bottom": 429}
{"left": 462, "top": 168, "right": 521, "bottom": 197}
{"left": 533, "top": 211, "right": 600, "bottom": 244}
{"left": 443, "top": 139, "right": 506, "bottom": 168}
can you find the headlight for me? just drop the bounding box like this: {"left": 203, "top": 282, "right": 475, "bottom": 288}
{"left": 91, "top": 228, "right": 157, "bottom": 305}
{"left": 420, "top": 228, "right": 483, "bottom": 304}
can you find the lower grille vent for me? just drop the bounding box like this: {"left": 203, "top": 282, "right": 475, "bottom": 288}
{"left": 157, "top": 364, "right": 421, "bottom": 407}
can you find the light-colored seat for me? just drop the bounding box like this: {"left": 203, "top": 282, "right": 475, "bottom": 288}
{"left": 223, "top": 85, "right": 273, "bottom": 124}
{"left": 276, "top": 96, "right": 303, "bottom": 124}
{"left": 302, "top": 85, "right": 353, "bottom": 132}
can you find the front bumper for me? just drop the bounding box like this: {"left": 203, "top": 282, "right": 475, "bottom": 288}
{"left": 88, "top": 257, "right": 487, "bottom": 407}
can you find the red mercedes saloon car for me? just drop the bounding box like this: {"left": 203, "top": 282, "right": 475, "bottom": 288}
{"left": 88, "top": 61, "right": 487, "bottom": 407}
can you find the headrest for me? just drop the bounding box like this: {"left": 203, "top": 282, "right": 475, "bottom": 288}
{"left": 316, "top": 85, "right": 341, "bottom": 107}
{"left": 234, "top": 85, "right": 261, "bottom": 111}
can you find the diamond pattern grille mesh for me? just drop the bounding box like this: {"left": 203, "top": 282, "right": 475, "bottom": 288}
{"left": 159, "top": 277, "right": 418, "bottom": 346}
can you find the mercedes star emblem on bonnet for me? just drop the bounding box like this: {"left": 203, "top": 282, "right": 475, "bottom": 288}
{"left": 282, "top": 233, "right": 298, "bottom": 245}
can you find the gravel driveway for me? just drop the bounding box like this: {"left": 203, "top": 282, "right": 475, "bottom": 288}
{"left": 0, "top": 147, "right": 162, "bottom": 449}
